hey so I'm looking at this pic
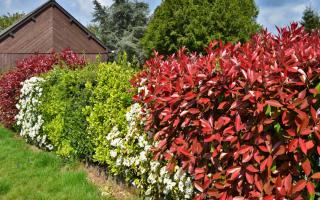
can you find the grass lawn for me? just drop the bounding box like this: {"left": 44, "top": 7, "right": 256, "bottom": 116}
{"left": 0, "top": 127, "right": 105, "bottom": 200}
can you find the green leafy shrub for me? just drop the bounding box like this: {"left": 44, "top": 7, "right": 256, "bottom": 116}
{"left": 85, "top": 62, "right": 135, "bottom": 171}
{"left": 40, "top": 65, "right": 97, "bottom": 159}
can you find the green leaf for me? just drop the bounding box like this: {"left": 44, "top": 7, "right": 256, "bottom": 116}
{"left": 265, "top": 105, "right": 272, "bottom": 116}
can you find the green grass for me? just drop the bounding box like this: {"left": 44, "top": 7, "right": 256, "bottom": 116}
{"left": 0, "top": 127, "right": 104, "bottom": 200}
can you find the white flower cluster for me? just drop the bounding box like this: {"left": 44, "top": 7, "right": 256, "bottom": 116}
{"left": 16, "top": 77, "right": 53, "bottom": 150}
{"left": 137, "top": 78, "right": 149, "bottom": 98}
{"left": 143, "top": 160, "right": 194, "bottom": 200}
{"left": 105, "top": 103, "right": 194, "bottom": 199}
{"left": 105, "top": 103, "right": 151, "bottom": 178}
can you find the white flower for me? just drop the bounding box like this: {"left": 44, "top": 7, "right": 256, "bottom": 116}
{"left": 110, "top": 150, "right": 117, "bottom": 158}
{"left": 139, "top": 151, "right": 147, "bottom": 161}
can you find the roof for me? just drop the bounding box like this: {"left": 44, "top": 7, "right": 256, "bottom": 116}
{"left": 0, "top": 0, "right": 107, "bottom": 51}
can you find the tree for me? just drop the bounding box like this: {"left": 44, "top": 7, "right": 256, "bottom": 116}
{"left": 0, "top": 12, "right": 25, "bottom": 31}
{"left": 90, "top": 0, "right": 149, "bottom": 64}
{"left": 141, "top": 0, "right": 260, "bottom": 56}
{"left": 301, "top": 6, "right": 320, "bottom": 32}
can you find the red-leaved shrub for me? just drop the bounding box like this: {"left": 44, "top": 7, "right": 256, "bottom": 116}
{"left": 133, "top": 23, "right": 320, "bottom": 199}
{"left": 0, "top": 49, "right": 85, "bottom": 127}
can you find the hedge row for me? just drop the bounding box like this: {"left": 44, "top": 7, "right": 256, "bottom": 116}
{"left": 8, "top": 23, "right": 320, "bottom": 199}
{"left": 15, "top": 60, "right": 194, "bottom": 199}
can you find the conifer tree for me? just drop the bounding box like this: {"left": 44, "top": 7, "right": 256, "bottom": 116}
{"left": 301, "top": 6, "right": 320, "bottom": 32}
{"left": 141, "top": 0, "right": 260, "bottom": 56}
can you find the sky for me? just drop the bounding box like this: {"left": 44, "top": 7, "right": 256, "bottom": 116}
{"left": 1, "top": 0, "right": 320, "bottom": 34}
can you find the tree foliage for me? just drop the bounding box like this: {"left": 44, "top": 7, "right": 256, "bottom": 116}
{"left": 301, "top": 6, "right": 320, "bottom": 32}
{"left": 141, "top": 0, "right": 260, "bottom": 56}
{"left": 0, "top": 12, "right": 25, "bottom": 31}
{"left": 90, "top": 0, "right": 149, "bottom": 63}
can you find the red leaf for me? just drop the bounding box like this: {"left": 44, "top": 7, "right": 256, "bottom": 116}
{"left": 284, "top": 174, "right": 292, "bottom": 193}
{"left": 311, "top": 172, "right": 320, "bottom": 179}
{"left": 230, "top": 100, "right": 240, "bottom": 110}
{"left": 227, "top": 167, "right": 241, "bottom": 180}
{"left": 184, "top": 91, "right": 197, "bottom": 100}
{"left": 260, "top": 157, "right": 268, "bottom": 172}
{"left": 200, "top": 119, "right": 212, "bottom": 132}
{"left": 306, "top": 182, "right": 315, "bottom": 195}
{"left": 174, "top": 137, "right": 186, "bottom": 145}
{"left": 282, "top": 111, "right": 289, "bottom": 125}
{"left": 258, "top": 145, "right": 269, "bottom": 153}
{"left": 235, "top": 114, "right": 243, "bottom": 132}
{"left": 310, "top": 106, "right": 317, "bottom": 122}
{"left": 263, "top": 195, "right": 274, "bottom": 200}
{"left": 246, "top": 165, "right": 259, "bottom": 173}
{"left": 204, "top": 134, "right": 221, "bottom": 143}
{"left": 194, "top": 182, "right": 204, "bottom": 192}
{"left": 286, "top": 129, "right": 296, "bottom": 137}
{"left": 301, "top": 129, "right": 313, "bottom": 136}
{"left": 173, "top": 118, "right": 180, "bottom": 127}
{"left": 265, "top": 100, "right": 283, "bottom": 107}
{"left": 238, "top": 145, "right": 252, "bottom": 154}
{"left": 292, "top": 180, "right": 306, "bottom": 193}
{"left": 254, "top": 175, "right": 263, "bottom": 192}
{"left": 218, "top": 101, "right": 228, "bottom": 109}
{"left": 198, "top": 98, "right": 210, "bottom": 104}
{"left": 223, "top": 126, "right": 235, "bottom": 135}
{"left": 242, "top": 152, "right": 253, "bottom": 163}
{"left": 257, "top": 103, "right": 265, "bottom": 113}
{"left": 245, "top": 172, "right": 254, "bottom": 184}
{"left": 178, "top": 147, "right": 192, "bottom": 157}
{"left": 302, "top": 159, "right": 311, "bottom": 176}
{"left": 266, "top": 155, "right": 273, "bottom": 168}
{"left": 299, "top": 138, "right": 308, "bottom": 155}
{"left": 189, "top": 108, "right": 200, "bottom": 114}
{"left": 305, "top": 140, "right": 314, "bottom": 150}
{"left": 288, "top": 139, "right": 299, "bottom": 152}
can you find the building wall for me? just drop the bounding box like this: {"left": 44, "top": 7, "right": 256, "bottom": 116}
{"left": 52, "top": 8, "right": 106, "bottom": 53}
{"left": 0, "top": 7, "right": 54, "bottom": 54}
{"left": 0, "top": 7, "right": 54, "bottom": 71}
{"left": 0, "top": 5, "right": 107, "bottom": 73}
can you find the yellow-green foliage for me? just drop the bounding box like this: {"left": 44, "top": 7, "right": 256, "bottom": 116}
{"left": 40, "top": 65, "right": 97, "bottom": 159}
{"left": 85, "top": 63, "right": 135, "bottom": 169}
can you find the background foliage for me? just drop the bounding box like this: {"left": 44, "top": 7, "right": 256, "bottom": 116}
{"left": 141, "top": 0, "right": 260, "bottom": 56}
{"left": 90, "top": 0, "right": 149, "bottom": 63}
{"left": 301, "top": 6, "right": 320, "bottom": 32}
{"left": 0, "top": 12, "right": 24, "bottom": 31}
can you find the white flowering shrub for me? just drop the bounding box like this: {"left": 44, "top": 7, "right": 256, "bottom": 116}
{"left": 104, "top": 103, "right": 194, "bottom": 199}
{"left": 102, "top": 103, "right": 150, "bottom": 180}
{"left": 16, "top": 77, "right": 53, "bottom": 150}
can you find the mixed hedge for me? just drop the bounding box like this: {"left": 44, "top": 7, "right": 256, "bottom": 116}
{"left": 5, "top": 23, "right": 320, "bottom": 199}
